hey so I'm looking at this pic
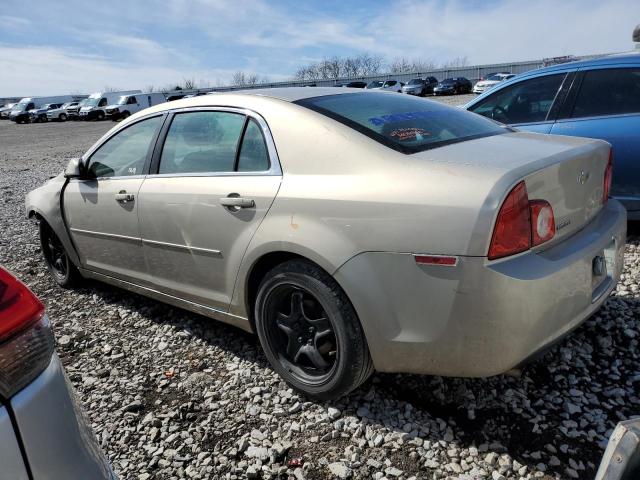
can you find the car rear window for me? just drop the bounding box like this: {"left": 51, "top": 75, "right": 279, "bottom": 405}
{"left": 295, "top": 92, "right": 508, "bottom": 154}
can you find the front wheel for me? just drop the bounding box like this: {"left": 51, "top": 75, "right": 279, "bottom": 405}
{"left": 59, "top": 113, "right": 67, "bottom": 122}
{"left": 40, "top": 222, "right": 81, "bottom": 288}
{"left": 97, "top": 111, "right": 105, "bottom": 121}
{"left": 255, "top": 260, "right": 373, "bottom": 401}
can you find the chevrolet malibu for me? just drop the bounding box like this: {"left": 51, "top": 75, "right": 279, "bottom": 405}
{"left": 26, "top": 88, "right": 626, "bottom": 400}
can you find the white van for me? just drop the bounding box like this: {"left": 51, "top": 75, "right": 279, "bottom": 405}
{"left": 79, "top": 90, "right": 141, "bottom": 121}
{"left": 105, "top": 92, "right": 166, "bottom": 121}
{"left": 10, "top": 96, "right": 75, "bottom": 123}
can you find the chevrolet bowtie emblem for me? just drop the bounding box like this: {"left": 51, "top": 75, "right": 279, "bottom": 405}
{"left": 577, "top": 170, "right": 590, "bottom": 185}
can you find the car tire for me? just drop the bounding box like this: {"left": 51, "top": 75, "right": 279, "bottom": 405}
{"left": 97, "top": 111, "right": 105, "bottom": 121}
{"left": 122, "top": 111, "right": 130, "bottom": 119}
{"left": 59, "top": 113, "right": 67, "bottom": 122}
{"left": 255, "top": 259, "right": 373, "bottom": 401}
{"left": 39, "top": 222, "right": 81, "bottom": 288}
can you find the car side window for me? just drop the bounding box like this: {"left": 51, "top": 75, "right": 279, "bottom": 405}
{"left": 571, "top": 68, "right": 640, "bottom": 119}
{"left": 87, "top": 116, "right": 162, "bottom": 178}
{"left": 468, "top": 73, "right": 565, "bottom": 124}
{"left": 159, "top": 111, "right": 246, "bottom": 174}
{"left": 127, "top": 96, "right": 137, "bottom": 105}
{"left": 237, "top": 119, "right": 270, "bottom": 172}
{"left": 98, "top": 98, "right": 107, "bottom": 107}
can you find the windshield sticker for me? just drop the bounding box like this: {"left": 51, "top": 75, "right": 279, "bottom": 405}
{"left": 389, "top": 128, "right": 431, "bottom": 142}
{"left": 368, "top": 110, "right": 446, "bottom": 126}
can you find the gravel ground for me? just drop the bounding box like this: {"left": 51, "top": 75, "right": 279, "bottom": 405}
{"left": 1, "top": 95, "right": 639, "bottom": 480}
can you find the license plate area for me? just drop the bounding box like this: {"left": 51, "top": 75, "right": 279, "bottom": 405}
{"left": 591, "top": 238, "right": 616, "bottom": 303}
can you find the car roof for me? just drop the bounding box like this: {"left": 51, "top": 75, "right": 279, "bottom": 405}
{"left": 216, "top": 86, "right": 372, "bottom": 102}
{"left": 523, "top": 51, "right": 640, "bottom": 76}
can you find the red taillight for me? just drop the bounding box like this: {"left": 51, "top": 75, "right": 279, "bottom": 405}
{"left": 0, "top": 267, "right": 53, "bottom": 398}
{"left": 0, "top": 268, "right": 44, "bottom": 342}
{"left": 603, "top": 149, "right": 613, "bottom": 204}
{"left": 488, "top": 181, "right": 531, "bottom": 260}
{"left": 530, "top": 200, "right": 555, "bottom": 246}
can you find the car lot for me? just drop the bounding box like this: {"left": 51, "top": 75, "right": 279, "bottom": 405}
{"left": 1, "top": 94, "right": 639, "bottom": 479}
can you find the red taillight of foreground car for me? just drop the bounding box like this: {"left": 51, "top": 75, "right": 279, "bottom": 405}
{"left": 0, "top": 267, "right": 54, "bottom": 398}
{"left": 488, "top": 181, "right": 556, "bottom": 260}
{"left": 603, "top": 149, "right": 613, "bottom": 204}
{"left": 488, "top": 181, "right": 531, "bottom": 260}
{"left": 0, "top": 268, "right": 44, "bottom": 342}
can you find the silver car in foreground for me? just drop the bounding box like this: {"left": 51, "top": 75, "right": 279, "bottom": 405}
{"left": 26, "top": 88, "right": 625, "bottom": 400}
{"left": 0, "top": 267, "right": 114, "bottom": 479}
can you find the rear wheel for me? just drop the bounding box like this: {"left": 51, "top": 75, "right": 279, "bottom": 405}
{"left": 39, "top": 222, "right": 80, "bottom": 288}
{"left": 255, "top": 260, "right": 373, "bottom": 400}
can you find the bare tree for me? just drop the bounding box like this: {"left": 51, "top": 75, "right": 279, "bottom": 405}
{"left": 388, "top": 57, "right": 437, "bottom": 74}
{"left": 103, "top": 85, "right": 120, "bottom": 92}
{"left": 182, "top": 78, "right": 197, "bottom": 89}
{"left": 293, "top": 53, "right": 383, "bottom": 81}
{"left": 440, "top": 56, "right": 469, "bottom": 69}
{"left": 144, "top": 85, "right": 155, "bottom": 93}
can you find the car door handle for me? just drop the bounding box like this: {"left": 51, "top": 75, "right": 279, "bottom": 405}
{"left": 115, "top": 191, "right": 135, "bottom": 202}
{"left": 219, "top": 196, "right": 255, "bottom": 208}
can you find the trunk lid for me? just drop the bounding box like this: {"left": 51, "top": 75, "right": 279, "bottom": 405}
{"left": 410, "top": 130, "right": 610, "bottom": 254}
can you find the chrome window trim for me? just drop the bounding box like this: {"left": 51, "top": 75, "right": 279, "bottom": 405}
{"left": 157, "top": 106, "right": 283, "bottom": 177}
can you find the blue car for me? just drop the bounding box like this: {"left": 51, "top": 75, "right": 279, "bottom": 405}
{"left": 464, "top": 53, "right": 640, "bottom": 219}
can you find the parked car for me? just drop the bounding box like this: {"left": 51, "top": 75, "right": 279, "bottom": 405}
{"left": 79, "top": 90, "right": 142, "bottom": 121}
{"left": 66, "top": 99, "right": 87, "bottom": 120}
{"left": 433, "top": 77, "right": 473, "bottom": 95}
{"left": 480, "top": 71, "right": 511, "bottom": 81}
{"left": 0, "top": 103, "right": 16, "bottom": 119}
{"left": 46, "top": 101, "right": 81, "bottom": 122}
{"left": 26, "top": 88, "right": 625, "bottom": 400}
{"left": 106, "top": 92, "right": 166, "bottom": 121}
{"left": 401, "top": 77, "right": 439, "bottom": 96}
{"left": 464, "top": 52, "right": 640, "bottom": 218}
{"left": 0, "top": 266, "right": 115, "bottom": 479}
{"left": 473, "top": 73, "right": 516, "bottom": 94}
{"left": 345, "top": 81, "right": 368, "bottom": 88}
{"left": 366, "top": 79, "right": 404, "bottom": 92}
{"left": 10, "top": 96, "right": 75, "bottom": 123}
{"left": 28, "top": 103, "right": 64, "bottom": 123}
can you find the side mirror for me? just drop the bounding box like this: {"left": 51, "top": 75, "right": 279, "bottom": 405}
{"left": 64, "top": 158, "right": 83, "bottom": 178}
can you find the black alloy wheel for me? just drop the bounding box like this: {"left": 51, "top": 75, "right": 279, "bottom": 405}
{"left": 255, "top": 260, "right": 373, "bottom": 400}
{"left": 263, "top": 285, "right": 338, "bottom": 383}
{"left": 40, "top": 222, "right": 80, "bottom": 288}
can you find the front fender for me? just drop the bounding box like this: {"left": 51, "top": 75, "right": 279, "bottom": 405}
{"left": 25, "top": 174, "right": 81, "bottom": 268}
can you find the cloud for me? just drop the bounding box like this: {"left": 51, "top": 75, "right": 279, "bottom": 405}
{"left": 0, "top": 0, "right": 638, "bottom": 96}
{"left": 0, "top": 15, "right": 31, "bottom": 30}
{"left": 0, "top": 44, "right": 243, "bottom": 96}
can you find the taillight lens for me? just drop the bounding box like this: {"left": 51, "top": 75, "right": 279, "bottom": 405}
{"left": 488, "top": 181, "right": 531, "bottom": 260}
{"left": 603, "top": 149, "right": 613, "bottom": 204}
{"left": 488, "top": 182, "right": 557, "bottom": 260}
{"left": 0, "top": 268, "right": 53, "bottom": 398}
{"left": 530, "top": 200, "right": 556, "bottom": 246}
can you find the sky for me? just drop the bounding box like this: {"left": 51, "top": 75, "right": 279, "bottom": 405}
{"left": 0, "top": 0, "right": 638, "bottom": 97}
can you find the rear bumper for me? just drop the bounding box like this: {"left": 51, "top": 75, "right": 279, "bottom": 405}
{"left": 613, "top": 195, "right": 640, "bottom": 220}
{"left": 334, "top": 200, "right": 626, "bottom": 376}
{"left": 10, "top": 354, "right": 116, "bottom": 479}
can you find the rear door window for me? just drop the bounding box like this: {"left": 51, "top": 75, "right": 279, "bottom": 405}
{"left": 295, "top": 92, "right": 507, "bottom": 154}
{"left": 468, "top": 73, "right": 566, "bottom": 124}
{"left": 159, "top": 111, "right": 246, "bottom": 174}
{"left": 570, "top": 68, "right": 640, "bottom": 118}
